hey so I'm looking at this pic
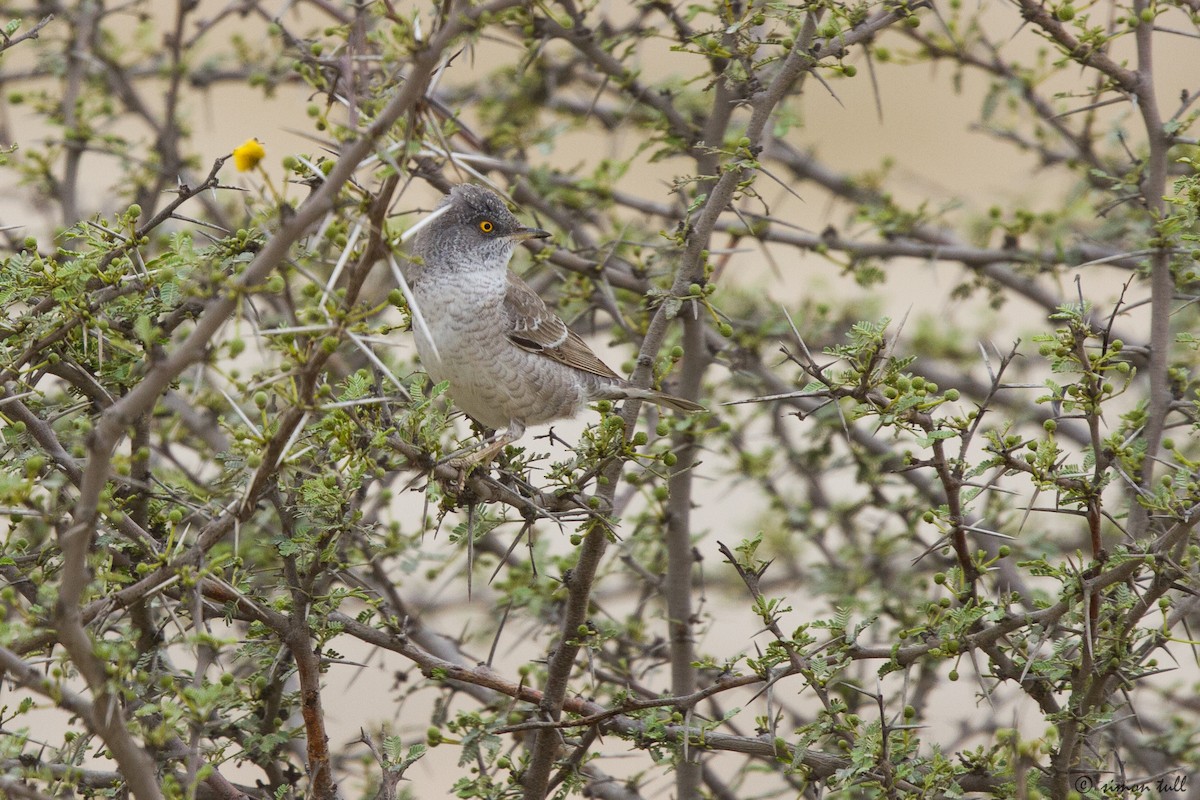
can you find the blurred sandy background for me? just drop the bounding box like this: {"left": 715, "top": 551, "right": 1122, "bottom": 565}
{"left": 1, "top": 1, "right": 1196, "bottom": 796}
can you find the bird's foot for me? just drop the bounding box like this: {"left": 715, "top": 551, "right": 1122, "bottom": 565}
{"left": 438, "top": 427, "right": 520, "bottom": 493}
{"left": 441, "top": 444, "right": 500, "bottom": 493}
{"left": 439, "top": 438, "right": 506, "bottom": 470}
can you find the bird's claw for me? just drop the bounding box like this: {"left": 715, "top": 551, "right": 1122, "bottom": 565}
{"left": 443, "top": 454, "right": 482, "bottom": 494}
{"left": 438, "top": 442, "right": 505, "bottom": 494}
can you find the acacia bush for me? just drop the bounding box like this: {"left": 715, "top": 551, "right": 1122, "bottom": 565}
{"left": 0, "top": 1, "right": 1198, "bottom": 799}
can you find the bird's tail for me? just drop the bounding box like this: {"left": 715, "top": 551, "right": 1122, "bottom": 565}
{"left": 620, "top": 387, "right": 705, "bottom": 413}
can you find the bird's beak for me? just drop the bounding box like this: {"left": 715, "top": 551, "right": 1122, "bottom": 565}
{"left": 511, "top": 226, "right": 551, "bottom": 241}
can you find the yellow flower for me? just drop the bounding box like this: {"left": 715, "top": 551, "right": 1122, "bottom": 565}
{"left": 233, "top": 138, "right": 266, "bottom": 172}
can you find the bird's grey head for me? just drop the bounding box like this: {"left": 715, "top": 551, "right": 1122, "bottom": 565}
{"left": 412, "top": 184, "right": 549, "bottom": 273}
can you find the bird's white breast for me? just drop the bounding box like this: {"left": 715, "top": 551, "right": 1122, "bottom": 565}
{"left": 411, "top": 265, "right": 589, "bottom": 431}
{"left": 413, "top": 267, "right": 507, "bottom": 365}
{"left": 412, "top": 267, "right": 513, "bottom": 429}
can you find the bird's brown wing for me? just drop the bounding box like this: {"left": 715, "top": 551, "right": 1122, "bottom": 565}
{"left": 504, "top": 272, "right": 622, "bottom": 381}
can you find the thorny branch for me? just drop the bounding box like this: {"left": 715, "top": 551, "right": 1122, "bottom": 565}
{"left": 1, "top": 0, "right": 1197, "bottom": 798}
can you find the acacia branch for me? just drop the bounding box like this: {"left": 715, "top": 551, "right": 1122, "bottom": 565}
{"left": 42, "top": 6, "right": 522, "bottom": 796}
{"left": 67, "top": 0, "right": 522, "bottom": 616}
{"left": 327, "top": 611, "right": 1005, "bottom": 795}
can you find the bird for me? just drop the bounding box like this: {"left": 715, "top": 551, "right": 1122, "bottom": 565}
{"left": 409, "top": 183, "right": 703, "bottom": 464}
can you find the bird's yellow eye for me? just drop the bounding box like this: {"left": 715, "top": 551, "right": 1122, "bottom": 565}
{"left": 479, "top": 220, "right": 494, "bottom": 233}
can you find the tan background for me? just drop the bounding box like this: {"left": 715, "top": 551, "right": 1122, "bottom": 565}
{"left": 2, "top": 1, "right": 1196, "bottom": 796}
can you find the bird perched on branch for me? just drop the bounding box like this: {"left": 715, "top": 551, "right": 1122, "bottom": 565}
{"left": 409, "top": 184, "right": 702, "bottom": 464}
